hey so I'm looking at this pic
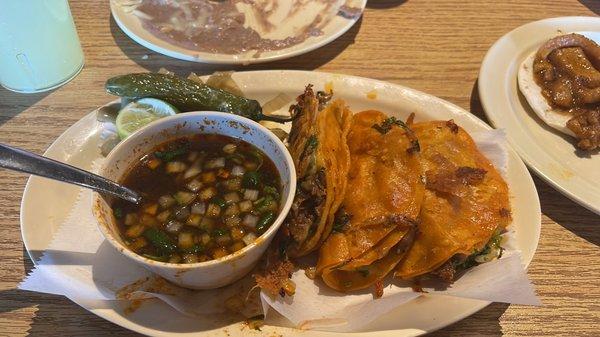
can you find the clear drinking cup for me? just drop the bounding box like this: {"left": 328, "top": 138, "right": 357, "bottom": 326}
{"left": 0, "top": 0, "right": 85, "bottom": 93}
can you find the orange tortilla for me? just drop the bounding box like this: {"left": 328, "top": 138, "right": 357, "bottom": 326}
{"left": 395, "top": 121, "right": 511, "bottom": 279}
{"left": 286, "top": 87, "right": 353, "bottom": 257}
{"left": 317, "top": 110, "right": 424, "bottom": 291}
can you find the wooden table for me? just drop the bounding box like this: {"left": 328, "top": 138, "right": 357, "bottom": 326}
{"left": 1, "top": 1, "right": 599, "bottom": 336}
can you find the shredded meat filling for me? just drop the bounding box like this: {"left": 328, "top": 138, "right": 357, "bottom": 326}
{"left": 287, "top": 169, "right": 327, "bottom": 244}
{"left": 429, "top": 260, "right": 456, "bottom": 283}
{"left": 426, "top": 165, "right": 487, "bottom": 196}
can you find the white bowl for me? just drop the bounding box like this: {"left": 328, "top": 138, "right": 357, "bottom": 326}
{"left": 92, "top": 111, "right": 296, "bottom": 289}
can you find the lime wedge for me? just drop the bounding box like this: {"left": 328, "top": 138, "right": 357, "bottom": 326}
{"left": 115, "top": 98, "right": 178, "bottom": 139}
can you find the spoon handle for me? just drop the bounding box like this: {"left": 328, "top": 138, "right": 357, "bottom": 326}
{"left": 0, "top": 143, "right": 141, "bottom": 204}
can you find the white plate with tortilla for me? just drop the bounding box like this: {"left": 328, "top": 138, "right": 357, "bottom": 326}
{"left": 479, "top": 16, "right": 600, "bottom": 215}
{"left": 20, "top": 70, "right": 540, "bottom": 336}
{"left": 110, "top": 0, "right": 366, "bottom": 64}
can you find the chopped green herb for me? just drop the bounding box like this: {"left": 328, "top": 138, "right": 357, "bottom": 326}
{"left": 343, "top": 281, "right": 353, "bottom": 288}
{"left": 154, "top": 145, "right": 188, "bottom": 162}
{"left": 242, "top": 171, "right": 261, "bottom": 188}
{"left": 300, "top": 134, "right": 318, "bottom": 159}
{"left": 356, "top": 266, "right": 370, "bottom": 277}
{"left": 212, "top": 228, "right": 228, "bottom": 237}
{"left": 263, "top": 185, "right": 280, "bottom": 199}
{"left": 210, "top": 197, "right": 226, "bottom": 208}
{"left": 113, "top": 207, "right": 124, "bottom": 218}
{"left": 184, "top": 243, "right": 203, "bottom": 254}
{"left": 453, "top": 229, "right": 504, "bottom": 271}
{"left": 143, "top": 228, "right": 177, "bottom": 254}
{"left": 332, "top": 209, "right": 351, "bottom": 233}
{"left": 372, "top": 117, "right": 409, "bottom": 135}
{"left": 255, "top": 195, "right": 275, "bottom": 213}
{"left": 256, "top": 212, "right": 275, "bottom": 234}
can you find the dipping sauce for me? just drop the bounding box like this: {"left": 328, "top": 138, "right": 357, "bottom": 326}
{"left": 112, "top": 134, "right": 282, "bottom": 263}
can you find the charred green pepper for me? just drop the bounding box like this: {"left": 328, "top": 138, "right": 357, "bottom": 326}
{"left": 105, "top": 73, "right": 295, "bottom": 123}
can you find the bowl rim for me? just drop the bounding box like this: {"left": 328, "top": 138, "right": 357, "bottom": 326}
{"left": 92, "top": 111, "right": 296, "bottom": 270}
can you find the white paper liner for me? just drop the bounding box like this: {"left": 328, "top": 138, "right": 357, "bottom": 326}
{"left": 19, "top": 129, "right": 540, "bottom": 332}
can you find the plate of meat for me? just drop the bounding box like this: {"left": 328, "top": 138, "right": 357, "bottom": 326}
{"left": 479, "top": 16, "right": 600, "bottom": 214}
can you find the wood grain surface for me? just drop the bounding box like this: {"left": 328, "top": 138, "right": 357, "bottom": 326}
{"left": 1, "top": 0, "right": 599, "bottom": 336}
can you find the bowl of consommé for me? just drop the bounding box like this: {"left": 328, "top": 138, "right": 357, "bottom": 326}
{"left": 92, "top": 111, "right": 296, "bottom": 289}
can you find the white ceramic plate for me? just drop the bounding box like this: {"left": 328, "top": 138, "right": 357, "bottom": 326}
{"left": 20, "top": 70, "right": 541, "bottom": 336}
{"left": 479, "top": 16, "right": 600, "bottom": 214}
{"left": 110, "top": 0, "right": 366, "bottom": 64}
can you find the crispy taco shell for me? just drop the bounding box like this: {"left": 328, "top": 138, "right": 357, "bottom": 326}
{"left": 285, "top": 86, "right": 353, "bottom": 257}
{"left": 317, "top": 110, "right": 424, "bottom": 291}
{"left": 395, "top": 120, "right": 511, "bottom": 280}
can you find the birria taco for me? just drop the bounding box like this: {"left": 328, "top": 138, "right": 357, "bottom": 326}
{"left": 284, "top": 85, "right": 353, "bottom": 257}
{"left": 316, "top": 110, "right": 424, "bottom": 292}
{"left": 394, "top": 120, "right": 511, "bottom": 282}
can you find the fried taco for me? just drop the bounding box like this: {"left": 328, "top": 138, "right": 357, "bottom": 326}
{"left": 316, "top": 110, "right": 424, "bottom": 292}
{"left": 284, "top": 86, "right": 353, "bottom": 257}
{"left": 395, "top": 120, "right": 511, "bottom": 282}
{"left": 255, "top": 86, "right": 352, "bottom": 297}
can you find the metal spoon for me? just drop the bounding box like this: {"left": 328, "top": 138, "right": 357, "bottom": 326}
{"left": 0, "top": 143, "right": 141, "bottom": 204}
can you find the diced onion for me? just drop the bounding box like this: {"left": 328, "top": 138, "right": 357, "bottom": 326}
{"left": 224, "top": 192, "right": 240, "bottom": 204}
{"left": 215, "top": 233, "right": 232, "bottom": 246}
{"left": 158, "top": 195, "right": 176, "bottom": 208}
{"left": 224, "top": 204, "right": 240, "bottom": 217}
{"left": 230, "top": 226, "right": 245, "bottom": 240}
{"left": 125, "top": 224, "right": 145, "bottom": 238}
{"left": 242, "top": 214, "right": 259, "bottom": 228}
{"left": 244, "top": 189, "right": 259, "bottom": 201}
{"left": 200, "top": 233, "right": 211, "bottom": 245}
{"left": 186, "top": 214, "right": 202, "bottom": 226}
{"left": 242, "top": 232, "right": 257, "bottom": 245}
{"left": 183, "top": 164, "right": 202, "bottom": 180}
{"left": 191, "top": 202, "right": 206, "bottom": 215}
{"left": 206, "top": 204, "right": 221, "bottom": 217}
{"left": 166, "top": 220, "right": 184, "bottom": 233}
{"left": 231, "top": 165, "right": 245, "bottom": 177}
{"left": 156, "top": 210, "right": 171, "bottom": 223}
{"left": 199, "top": 217, "right": 214, "bottom": 231}
{"left": 199, "top": 187, "right": 217, "bottom": 200}
{"left": 186, "top": 179, "right": 203, "bottom": 192}
{"left": 174, "top": 191, "right": 195, "bottom": 205}
{"left": 222, "top": 143, "right": 237, "bottom": 154}
{"left": 174, "top": 206, "right": 190, "bottom": 221}
{"left": 224, "top": 178, "right": 242, "bottom": 191}
{"left": 166, "top": 161, "right": 187, "bottom": 174}
{"left": 205, "top": 157, "right": 225, "bottom": 169}
{"left": 224, "top": 216, "right": 241, "bottom": 227}
{"left": 178, "top": 232, "right": 194, "bottom": 249}
{"left": 201, "top": 171, "right": 216, "bottom": 183}
{"left": 124, "top": 213, "right": 138, "bottom": 226}
{"left": 238, "top": 200, "right": 253, "bottom": 212}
